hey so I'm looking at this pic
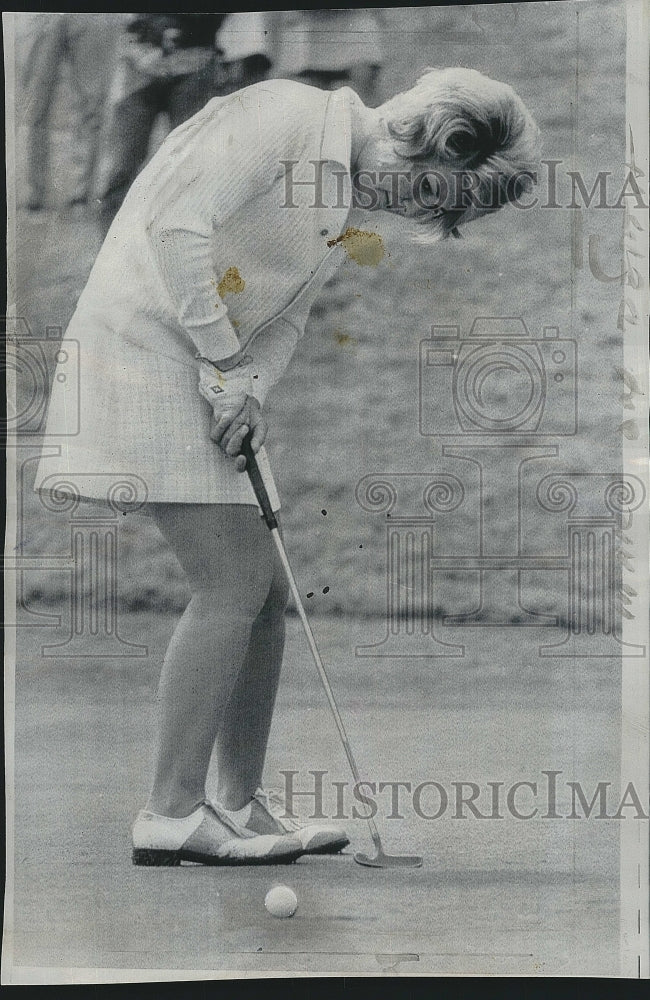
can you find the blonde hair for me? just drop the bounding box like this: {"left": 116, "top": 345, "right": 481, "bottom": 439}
{"left": 382, "top": 67, "right": 540, "bottom": 240}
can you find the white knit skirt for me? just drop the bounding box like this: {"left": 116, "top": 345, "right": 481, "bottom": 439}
{"left": 33, "top": 315, "right": 282, "bottom": 514}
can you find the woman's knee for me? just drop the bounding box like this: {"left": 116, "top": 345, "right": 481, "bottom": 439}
{"left": 188, "top": 558, "right": 288, "bottom": 629}
{"left": 189, "top": 581, "right": 271, "bottom": 625}
{"left": 252, "top": 564, "right": 289, "bottom": 624}
{"left": 267, "top": 569, "right": 290, "bottom": 616}
{"left": 151, "top": 503, "right": 276, "bottom": 606}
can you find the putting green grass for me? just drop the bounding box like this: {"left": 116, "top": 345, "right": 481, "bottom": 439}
{"left": 9, "top": 610, "right": 620, "bottom": 977}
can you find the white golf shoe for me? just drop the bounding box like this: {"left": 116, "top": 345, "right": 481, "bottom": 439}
{"left": 226, "top": 788, "right": 350, "bottom": 856}
{"left": 132, "top": 799, "right": 304, "bottom": 866}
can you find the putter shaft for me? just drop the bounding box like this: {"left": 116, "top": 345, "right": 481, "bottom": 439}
{"left": 268, "top": 526, "right": 384, "bottom": 853}
{"left": 241, "top": 435, "right": 420, "bottom": 866}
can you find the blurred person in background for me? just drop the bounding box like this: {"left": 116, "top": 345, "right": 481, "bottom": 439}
{"left": 95, "top": 13, "right": 275, "bottom": 236}
{"left": 217, "top": 11, "right": 273, "bottom": 93}
{"left": 270, "top": 8, "right": 385, "bottom": 106}
{"left": 94, "top": 14, "right": 227, "bottom": 233}
{"left": 20, "top": 13, "right": 125, "bottom": 212}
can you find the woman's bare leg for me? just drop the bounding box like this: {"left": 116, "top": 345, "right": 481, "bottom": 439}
{"left": 215, "top": 549, "right": 289, "bottom": 809}
{"left": 145, "top": 502, "right": 279, "bottom": 817}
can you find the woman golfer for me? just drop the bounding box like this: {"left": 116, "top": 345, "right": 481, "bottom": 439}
{"left": 36, "top": 69, "right": 539, "bottom": 865}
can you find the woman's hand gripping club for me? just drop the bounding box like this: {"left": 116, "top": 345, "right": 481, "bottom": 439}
{"left": 198, "top": 354, "right": 268, "bottom": 471}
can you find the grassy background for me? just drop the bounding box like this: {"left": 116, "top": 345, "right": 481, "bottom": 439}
{"left": 10, "top": 3, "right": 628, "bottom": 619}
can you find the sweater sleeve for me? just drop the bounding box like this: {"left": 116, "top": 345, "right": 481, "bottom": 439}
{"left": 144, "top": 86, "right": 306, "bottom": 362}
{"left": 247, "top": 317, "right": 301, "bottom": 407}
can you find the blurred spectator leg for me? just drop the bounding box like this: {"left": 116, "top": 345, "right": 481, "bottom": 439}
{"left": 221, "top": 54, "right": 272, "bottom": 94}
{"left": 22, "top": 14, "right": 65, "bottom": 210}
{"left": 95, "top": 83, "right": 160, "bottom": 237}
{"left": 66, "top": 14, "right": 124, "bottom": 209}
{"left": 291, "top": 70, "right": 338, "bottom": 91}
{"left": 292, "top": 67, "right": 380, "bottom": 105}
{"left": 348, "top": 64, "right": 381, "bottom": 107}
{"left": 215, "top": 11, "right": 273, "bottom": 94}
{"left": 167, "top": 54, "right": 219, "bottom": 128}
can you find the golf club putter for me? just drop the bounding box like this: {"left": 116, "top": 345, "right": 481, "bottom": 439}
{"left": 242, "top": 434, "right": 423, "bottom": 869}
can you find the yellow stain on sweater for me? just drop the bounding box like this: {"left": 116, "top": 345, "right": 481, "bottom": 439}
{"left": 327, "top": 228, "right": 384, "bottom": 267}
{"left": 334, "top": 330, "right": 354, "bottom": 346}
{"left": 217, "top": 266, "right": 246, "bottom": 298}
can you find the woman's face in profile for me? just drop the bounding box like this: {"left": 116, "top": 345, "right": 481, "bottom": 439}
{"left": 353, "top": 144, "right": 456, "bottom": 222}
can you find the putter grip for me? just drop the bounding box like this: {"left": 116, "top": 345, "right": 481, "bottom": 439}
{"left": 242, "top": 433, "right": 278, "bottom": 530}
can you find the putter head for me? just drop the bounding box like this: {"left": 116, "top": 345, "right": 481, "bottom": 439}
{"left": 354, "top": 849, "right": 423, "bottom": 869}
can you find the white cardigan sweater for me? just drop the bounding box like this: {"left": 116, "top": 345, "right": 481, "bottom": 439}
{"left": 35, "top": 80, "right": 358, "bottom": 507}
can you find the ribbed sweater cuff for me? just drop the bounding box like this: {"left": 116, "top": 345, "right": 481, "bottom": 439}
{"left": 185, "top": 313, "right": 241, "bottom": 360}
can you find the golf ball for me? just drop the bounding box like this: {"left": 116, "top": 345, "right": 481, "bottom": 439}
{"left": 264, "top": 885, "right": 298, "bottom": 918}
